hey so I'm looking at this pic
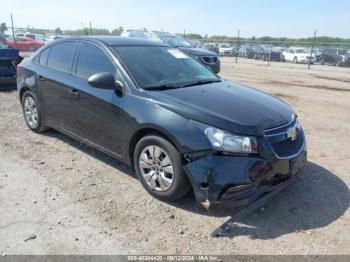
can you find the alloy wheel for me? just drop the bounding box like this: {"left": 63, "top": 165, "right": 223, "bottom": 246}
{"left": 138, "top": 145, "right": 174, "bottom": 192}
{"left": 24, "top": 96, "right": 39, "bottom": 129}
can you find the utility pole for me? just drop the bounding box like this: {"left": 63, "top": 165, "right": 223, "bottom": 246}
{"left": 89, "top": 21, "right": 92, "bottom": 35}
{"left": 235, "top": 29, "right": 240, "bottom": 63}
{"left": 10, "top": 13, "right": 16, "bottom": 44}
{"left": 308, "top": 29, "right": 317, "bottom": 69}
{"left": 268, "top": 41, "right": 272, "bottom": 67}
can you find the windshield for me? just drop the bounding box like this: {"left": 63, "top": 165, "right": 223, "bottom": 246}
{"left": 338, "top": 49, "right": 347, "bottom": 55}
{"left": 220, "top": 44, "right": 230, "bottom": 48}
{"left": 113, "top": 46, "right": 219, "bottom": 89}
{"left": 295, "top": 49, "right": 305, "bottom": 53}
{"left": 157, "top": 34, "right": 192, "bottom": 47}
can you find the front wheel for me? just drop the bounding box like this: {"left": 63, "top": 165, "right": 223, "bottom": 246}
{"left": 134, "top": 135, "right": 190, "bottom": 201}
{"left": 293, "top": 57, "right": 298, "bottom": 63}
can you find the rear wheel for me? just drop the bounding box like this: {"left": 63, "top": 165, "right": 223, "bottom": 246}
{"left": 134, "top": 135, "right": 190, "bottom": 201}
{"left": 21, "top": 90, "right": 49, "bottom": 133}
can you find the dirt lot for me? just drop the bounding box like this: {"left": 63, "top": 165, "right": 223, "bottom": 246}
{"left": 0, "top": 58, "right": 349, "bottom": 255}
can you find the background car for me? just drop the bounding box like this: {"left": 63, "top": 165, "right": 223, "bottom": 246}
{"left": 121, "top": 30, "right": 220, "bottom": 73}
{"left": 5, "top": 37, "right": 44, "bottom": 52}
{"left": 282, "top": 47, "right": 316, "bottom": 63}
{"left": 218, "top": 43, "right": 233, "bottom": 56}
{"left": 16, "top": 33, "right": 46, "bottom": 42}
{"left": 261, "top": 45, "right": 285, "bottom": 61}
{"left": 237, "top": 44, "right": 260, "bottom": 58}
{"left": 0, "top": 42, "right": 20, "bottom": 88}
{"left": 201, "top": 43, "right": 219, "bottom": 55}
{"left": 320, "top": 48, "right": 350, "bottom": 67}
{"left": 305, "top": 48, "right": 322, "bottom": 62}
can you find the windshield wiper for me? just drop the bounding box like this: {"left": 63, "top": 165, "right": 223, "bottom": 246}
{"left": 181, "top": 79, "right": 221, "bottom": 87}
{"left": 143, "top": 79, "right": 221, "bottom": 91}
{"left": 142, "top": 83, "right": 182, "bottom": 90}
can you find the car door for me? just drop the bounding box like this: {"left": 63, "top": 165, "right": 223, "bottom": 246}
{"left": 66, "top": 41, "right": 125, "bottom": 156}
{"left": 37, "top": 41, "right": 79, "bottom": 129}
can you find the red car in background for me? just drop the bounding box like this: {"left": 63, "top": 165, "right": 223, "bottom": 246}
{"left": 5, "top": 37, "right": 44, "bottom": 52}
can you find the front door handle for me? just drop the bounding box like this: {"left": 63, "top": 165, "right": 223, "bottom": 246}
{"left": 68, "top": 89, "right": 80, "bottom": 100}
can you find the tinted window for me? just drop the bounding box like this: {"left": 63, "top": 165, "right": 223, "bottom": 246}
{"left": 47, "top": 42, "right": 78, "bottom": 73}
{"left": 39, "top": 48, "right": 50, "bottom": 66}
{"left": 113, "top": 46, "right": 218, "bottom": 89}
{"left": 76, "top": 43, "right": 115, "bottom": 79}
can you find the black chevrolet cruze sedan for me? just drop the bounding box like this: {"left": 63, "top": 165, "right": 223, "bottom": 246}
{"left": 17, "top": 36, "right": 306, "bottom": 209}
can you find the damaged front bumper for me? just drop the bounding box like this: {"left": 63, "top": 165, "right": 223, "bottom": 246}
{"left": 183, "top": 148, "right": 307, "bottom": 209}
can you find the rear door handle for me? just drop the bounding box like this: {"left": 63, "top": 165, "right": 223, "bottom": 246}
{"left": 37, "top": 75, "right": 45, "bottom": 81}
{"left": 68, "top": 89, "right": 80, "bottom": 100}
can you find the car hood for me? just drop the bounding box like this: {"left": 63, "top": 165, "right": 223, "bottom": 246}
{"left": 147, "top": 81, "right": 294, "bottom": 136}
{"left": 178, "top": 47, "right": 217, "bottom": 56}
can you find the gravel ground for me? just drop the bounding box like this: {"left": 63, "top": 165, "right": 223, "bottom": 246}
{"left": 0, "top": 58, "right": 349, "bottom": 255}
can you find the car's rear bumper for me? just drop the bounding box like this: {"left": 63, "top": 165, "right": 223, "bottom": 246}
{"left": 0, "top": 76, "right": 17, "bottom": 89}
{"left": 183, "top": 147, "right": 307, "bottom": 209}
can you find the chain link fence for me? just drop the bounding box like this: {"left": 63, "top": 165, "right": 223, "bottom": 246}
{"left": 2, "top": 25, "right": 350, "bottom": 68}
{"left": 183, "top": 35, "right": 350, "bottom": 67}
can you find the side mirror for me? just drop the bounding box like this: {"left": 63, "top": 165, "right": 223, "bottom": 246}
{"left": 88, "top": 72, "right": 116, "bottom": 89}
{"left": 114, "top": 80, "right": 124, "bottom": 96}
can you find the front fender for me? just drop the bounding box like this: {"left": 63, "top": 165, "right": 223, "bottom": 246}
{"left": 122, "top": 93, "right": 212, "bottom": 156}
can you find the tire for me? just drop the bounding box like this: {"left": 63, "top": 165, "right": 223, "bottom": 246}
{"left": 293, "top": 57, "right": 298, "bottom": 64}
{"left": 320, "top": 58, "right": 325, "bottom": 65}
{"left": 336, "top": 60, "right": 342, "bottom": 67}
{"left": 134, "top": 135, "right": 190, "bottom": 201}
{"left": 21, "top": 90, "right": 49, "bottom": 133}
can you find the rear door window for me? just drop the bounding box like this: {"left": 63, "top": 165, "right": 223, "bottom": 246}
{"left": 39, "top": 48, "right": 50, "bottom": 66}
{"left": 47, "top": 42, "right": 78, "bottom": 73}
{"left": 76, "top": 42, "right": 115, "bottom": 79}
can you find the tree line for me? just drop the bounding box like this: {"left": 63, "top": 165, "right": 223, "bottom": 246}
{"left": 1, "top": 22, "right": 349, "bottom": 47}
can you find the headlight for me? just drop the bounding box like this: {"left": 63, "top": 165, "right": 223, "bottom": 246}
{"left": 204, "top": 127, "right": 258, "bottom": 154}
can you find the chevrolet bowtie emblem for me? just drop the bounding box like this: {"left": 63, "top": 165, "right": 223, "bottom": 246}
{"left": 287, "top": 127, "right": 298, "bottom": 140}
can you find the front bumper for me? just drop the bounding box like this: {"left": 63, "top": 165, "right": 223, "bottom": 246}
{"left": 183, "top": 134, "right": 307, "bottom": 208}
{"left": 219, "top": 50, "right": 233, "bottom": 56}
{"left": 299, "top": 58, "right": 317, "bottom": 64}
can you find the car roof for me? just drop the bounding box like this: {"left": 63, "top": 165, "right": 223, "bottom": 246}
{"left": 53, "top": 36, "right": 168, "bottom": 47}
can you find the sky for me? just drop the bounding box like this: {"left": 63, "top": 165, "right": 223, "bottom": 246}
{"left": 1, "top": 0, "right": 349, "bottom": 38}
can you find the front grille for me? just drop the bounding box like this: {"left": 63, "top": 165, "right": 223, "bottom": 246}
{"left": 202, "top": 56, "right": 218, "bottom": 64}
{"left": 271, "top": 131, "right": 304, "bottom": 158}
